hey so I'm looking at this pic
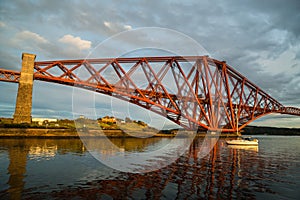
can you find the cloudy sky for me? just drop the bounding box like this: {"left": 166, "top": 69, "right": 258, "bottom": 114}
{"left": 0, "top": 0, "right": 300, "bottom": 128}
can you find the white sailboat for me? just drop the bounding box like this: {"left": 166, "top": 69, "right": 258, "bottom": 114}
{"left": 226, "top": 136, "right": 259, "bottom": 146}
{"left": 226, "top": 105, "right": 259, "bottom": 146}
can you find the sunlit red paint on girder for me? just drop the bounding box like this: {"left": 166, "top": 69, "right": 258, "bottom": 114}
{"left": 1, "top": 56, "right": 299, "bottom": 132}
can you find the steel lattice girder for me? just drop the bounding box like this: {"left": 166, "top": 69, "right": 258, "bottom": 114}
{"left": 1, "top": 56, "right": 299, "bottom": 132}
{"left": 0, "top": 69, "right": 20, "bottom": 82}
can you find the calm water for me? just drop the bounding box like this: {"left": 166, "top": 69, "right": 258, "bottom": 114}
{"left": 0, "top": 136, "right": 299, "bottom": 199}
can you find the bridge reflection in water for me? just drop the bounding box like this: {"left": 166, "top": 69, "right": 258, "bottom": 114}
{"left": 0, "top": 137, "right": 291, "bottom": 199}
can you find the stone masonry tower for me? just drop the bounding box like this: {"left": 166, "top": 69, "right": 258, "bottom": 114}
{"left": 13, "top": 53, "right": 36, "bottom": 124}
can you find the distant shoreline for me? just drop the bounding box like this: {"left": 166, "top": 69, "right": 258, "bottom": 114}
{"left": 0, "top": 128, "right": 239, "bottom": 138}
{"left": 2, "top": 117, "right": 300, "bottom": 137}
{"left": 242, "top": 126, "right": 300, "bottom": 136}
{"left": 0, "top": 125, "right": 299, "bottom": 138}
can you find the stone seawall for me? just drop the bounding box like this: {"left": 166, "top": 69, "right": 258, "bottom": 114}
{"left": 0, "top": 128, "right": 79, "bottom": 138}
{"left": 0, "top": 128, "right": 239, "bottom": 138}
{"left": 0, "top": 128, "right": 174, "bottom": 138}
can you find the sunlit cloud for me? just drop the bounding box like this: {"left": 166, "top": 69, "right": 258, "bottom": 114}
{"left": 14, "top": 30, "right": 48, "bottom": 44}
{"left": 58, "top": 34, "right": 91, "bottom": 50}
{"left": 104, "top": 21, "right": 132, "bottom": 32}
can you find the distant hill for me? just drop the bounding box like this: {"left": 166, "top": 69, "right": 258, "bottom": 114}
{"left": 243, "top": 126, "right": 300, "bottom": 135}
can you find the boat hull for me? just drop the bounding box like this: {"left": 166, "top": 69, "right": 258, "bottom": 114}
{"left": 226, "top": 140, "right": 258, "bottom": 146}
{"left": 227, "top": 145, "right": 258, "bottom": 152}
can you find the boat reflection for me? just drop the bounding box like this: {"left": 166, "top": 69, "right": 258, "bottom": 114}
{"left": 227, "top": 145, "right": 259, "bottom": 152}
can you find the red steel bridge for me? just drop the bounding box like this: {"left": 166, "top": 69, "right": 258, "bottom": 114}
{"left": 1, "top": 55, "right": 299, "bottom": 132}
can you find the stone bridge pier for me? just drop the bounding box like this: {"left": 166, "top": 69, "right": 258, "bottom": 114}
{"left": 13, "top": 53, "right": 36, "bottom": 124}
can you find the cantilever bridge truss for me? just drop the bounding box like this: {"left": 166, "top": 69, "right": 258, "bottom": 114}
{"left": 1, "top": 56, "right": 300, "bottom": 132}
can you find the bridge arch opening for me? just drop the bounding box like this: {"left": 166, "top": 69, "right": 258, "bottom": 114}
{"left": 246, "top": 113, "right": 300, "bottom": 129}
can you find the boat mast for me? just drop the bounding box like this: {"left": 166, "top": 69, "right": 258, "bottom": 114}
{"left": 235, "top": 104, "right": 239, "bottom": 135}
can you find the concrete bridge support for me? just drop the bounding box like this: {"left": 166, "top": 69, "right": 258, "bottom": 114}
{"left": 13, "top": 53, "right": 36, "bottom": 124}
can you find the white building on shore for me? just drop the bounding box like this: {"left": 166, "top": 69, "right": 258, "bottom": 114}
{"left": 32, "top": 118, "right": 58, "bottom": 125}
